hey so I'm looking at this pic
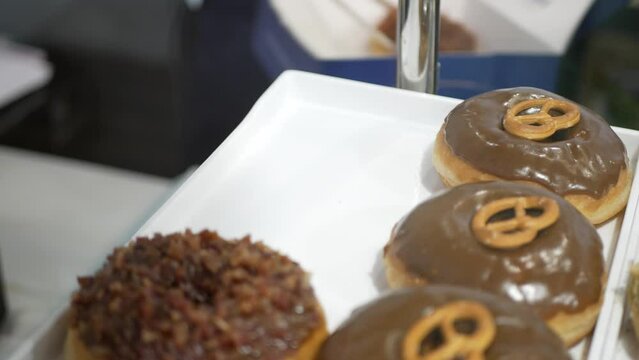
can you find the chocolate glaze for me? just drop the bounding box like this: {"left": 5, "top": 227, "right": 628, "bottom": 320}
{"left": 317, "top": 286, "right": 570, "bottom": 360}
{"left": 385, "top": 182, "right": 604, "bottom": 319}
{"left": 443, "top": 87, "right": 627, "bottom": 198}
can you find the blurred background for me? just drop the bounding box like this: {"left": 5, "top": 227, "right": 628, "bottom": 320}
{"left": 0, "top": 0, "right": 271, "bottom": 176}
{"left": 0, "top": 0, "right": 637, "bottom": 177}
{"left": 0, "top": 0, "right": 637, "bottom": 357}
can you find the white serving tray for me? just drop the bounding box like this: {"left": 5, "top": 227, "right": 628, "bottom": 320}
{"left": 590, "top": 158, "right": 639, "bottom": 358}
{"left": 11, "top": 71, "right": 639, "bottom": 360}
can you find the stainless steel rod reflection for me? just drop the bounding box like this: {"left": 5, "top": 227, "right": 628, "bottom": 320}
{"left": 396, "top": 0, "right": 440, "bottom": 94}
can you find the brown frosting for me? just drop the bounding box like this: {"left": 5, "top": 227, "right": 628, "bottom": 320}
{"left": 317, "top": 286, "right": 570, "bottom": 360}
{"left": 443, "top": 87, "right": 627, "bottom": 198}
{"left": 385, "top": 182, "right": 604, "bottom": 319}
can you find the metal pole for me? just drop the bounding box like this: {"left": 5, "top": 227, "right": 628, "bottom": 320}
{"left": 396, "top": 0, "right": 440, "bottom": 93}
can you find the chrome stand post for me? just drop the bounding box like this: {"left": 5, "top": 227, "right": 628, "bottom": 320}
{"left": 396, "top": 0, "right": 440, "bottom": 93}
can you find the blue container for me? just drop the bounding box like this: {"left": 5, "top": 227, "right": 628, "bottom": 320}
{"left": 252, "top": 0, "right": 561, "bottom": 99}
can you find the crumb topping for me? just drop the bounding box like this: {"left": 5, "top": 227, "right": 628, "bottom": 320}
{"left": 71, "top": 230, "right": 322, "bottom": 359}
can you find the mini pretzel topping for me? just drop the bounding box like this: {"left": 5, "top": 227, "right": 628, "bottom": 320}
{"left": 472, "top": 196, "right": 559, "bottom": 249}
{"left": 402, "top": 301, "right": 496, "bottom": 360}
{"left": 503, "top": 98, "right": 580, "bottom": 140}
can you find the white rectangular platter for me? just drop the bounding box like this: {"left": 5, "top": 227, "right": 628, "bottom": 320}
{"left": 11, "top": 71, "right": 639, "bottom": 360}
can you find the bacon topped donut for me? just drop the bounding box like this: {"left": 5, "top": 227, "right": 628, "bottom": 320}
{"left": 65, "top": 230, "right": 327, "bottom": 360}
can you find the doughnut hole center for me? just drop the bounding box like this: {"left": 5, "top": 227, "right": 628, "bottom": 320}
{"left": 487, "top": 209, "right": 515, "bottom": 223}
{"left": 417, "top": 320, "right": 479, "bottom": 357}
{"left": 516, "top": 107, "right": 542, "bottom": 117}
{"left": 486, "top": 207, "right": 545, "bottom": 234}
{"left": 486, "top": 207, "right": 545, "bottom": 222}
{"left": 453, "top": 318, "right": 478, "bottom": 335}
{"left": 516, "top": 107, "right": 543, "bottom": 126}
{"left": 525, "top": 208, "right": 544, "bottom": 217}
{"left": 421, "top": 327, "right": 446, "bottom": 355}
{"left": 540, "top": 128, "right": 573, "bottom": 142}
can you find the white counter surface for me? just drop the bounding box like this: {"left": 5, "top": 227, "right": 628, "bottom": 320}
{"left": 0, "top": 40, "right": 51, "bottom": 108}
{"left": 0, "top": 146, "right": 176, "bottom": 359}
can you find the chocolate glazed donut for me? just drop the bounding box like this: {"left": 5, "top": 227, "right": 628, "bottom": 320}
{"left": 317, "top": 286, "right": 570, "bottom": 360}
{"left": 384, "top": 182, "right": 605, "bottom": 346}
{"left": 433, "top": 87, "right": 631, "bottom": 224}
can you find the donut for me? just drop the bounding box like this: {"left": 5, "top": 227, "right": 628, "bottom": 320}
{"left": 432, "top": 87, "right": 631, "bottom": 224}
{"left": 627, "top": 263, "right": 639, "bottom": 341}
{"left": 317, "top": 286, "right": 570, "bottom": 359}
{"left": 65, "top": 230, "right": 327, "bottom": 360}
{"left": 383, "top": 182, "right": 605, "bottom": 346}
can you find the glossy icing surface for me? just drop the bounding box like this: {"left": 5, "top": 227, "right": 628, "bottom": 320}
{"left": 385, "top": 182, "right": 604, "bottom": 319}
{"left": 443, "top": 87, "right": 627, "bottom": 198}
{"left": 317, "top": 286, "right": 570, "bottom": 360}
